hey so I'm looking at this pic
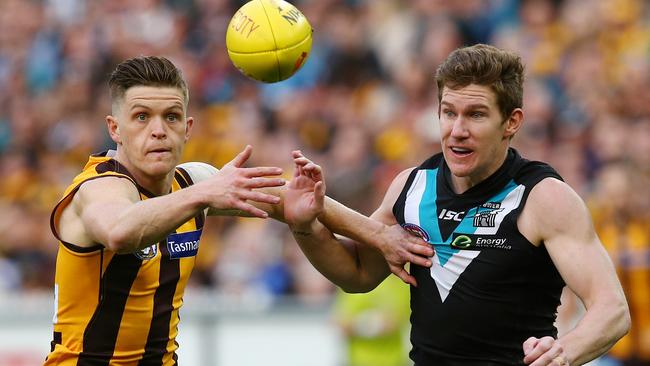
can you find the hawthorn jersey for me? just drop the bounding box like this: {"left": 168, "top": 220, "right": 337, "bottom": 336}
{"left": 393, "top": 149, "right": 565, "bottom": 366}
{"left": 45, "top": 151, "right": 204, "bottom": 366}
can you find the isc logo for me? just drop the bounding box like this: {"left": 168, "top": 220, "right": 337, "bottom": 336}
{"left": 439, "top": 208, "right": 464, "bottom": 222}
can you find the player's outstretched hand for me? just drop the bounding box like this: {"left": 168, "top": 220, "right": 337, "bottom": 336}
{"left": 373, "top": 224, "right": 433, "bottom": 287}
{"left": 523, "top": 336, "right": 569, "bottom": 366}
{"left": 201, "top": 145, "right": 285, "bottom": 218}
{"left": 284, "top": 150, "right": 325, "bottom": 228}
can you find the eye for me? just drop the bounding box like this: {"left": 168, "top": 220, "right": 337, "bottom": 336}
{"left": 166, "top": 113, "right": 180, "bottom": 122}
{"left": 471, "top": 112, "right": 485, "bottom": 118}
{"left": 136, "top": 113, "right": 147, "bottom": 121}
{"left": 443, "top": 109, "right": 456, "bottom": 118}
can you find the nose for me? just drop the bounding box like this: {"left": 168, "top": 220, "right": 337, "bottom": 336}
{"left": 450, "top": 117, "right": 469, "bottom": 139}
{"left": 150, "top": 116, "right": 167, "bottom": 139}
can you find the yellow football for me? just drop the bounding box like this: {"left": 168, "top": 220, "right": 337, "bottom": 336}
{"left": 226, "top": 0, "right": 313, "bottom": 83}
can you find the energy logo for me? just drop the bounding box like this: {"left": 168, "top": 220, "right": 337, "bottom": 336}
{"left": 451, "top": 235, "right": 472, "bottom": 249}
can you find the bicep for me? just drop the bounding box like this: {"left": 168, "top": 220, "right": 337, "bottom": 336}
{"left": 532, "top": 179, "right": 623, "bottom": 308}
{"left": 74, "top": 177, "right": 141, "bottom": 245}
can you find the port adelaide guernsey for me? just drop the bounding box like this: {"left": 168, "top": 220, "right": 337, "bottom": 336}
{"left": 393, "top": 148, "right": 566, "bottom": 365}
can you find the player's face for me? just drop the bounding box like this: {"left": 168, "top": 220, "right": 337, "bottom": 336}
{"left": 439, "top": 84, "right": 521, "bottom": 189}
{"left": 108, "top": 86, "right": 193, "bottom": 184}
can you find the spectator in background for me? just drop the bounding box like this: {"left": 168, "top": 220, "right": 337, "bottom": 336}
{"left": 589, "top": 163, "right": 650, "bottom": 366}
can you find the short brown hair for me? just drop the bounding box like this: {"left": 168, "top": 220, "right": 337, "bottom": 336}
{"left": 435, "top": 44, "right": 524, "bottom": 120}
{"left": 108, "top": 56, "right": 189, "bottom": 107}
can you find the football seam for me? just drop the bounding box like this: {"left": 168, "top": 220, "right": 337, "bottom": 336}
{"left": 226, "top": 32, "right": 311, "bottom": 55}
{"left": 258, "top": 0, "right": 280, "bottom": 80}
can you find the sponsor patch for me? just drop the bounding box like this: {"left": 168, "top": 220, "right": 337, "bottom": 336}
{"left": 449, "top": 233, "right": 511, "bottom": 250}
{"left": 451, "top": 235, "right": 472, "bottom": 248}
{"left": 167, "top": 229, "right": 202, "bottom": 259}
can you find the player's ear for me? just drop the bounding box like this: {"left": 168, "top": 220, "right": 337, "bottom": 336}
{"left": 184, "top": 117, "right": 194, "bottom": 142}
{"left": 503, "top": 108, "right": 523, "bottom": 139}
{"left": 106, "top": 115, "right": 121, "bottom": 144}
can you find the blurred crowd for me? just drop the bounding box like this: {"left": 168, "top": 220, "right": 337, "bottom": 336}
{"left": 0, "top": 0, "right": 648, "bottom": 362}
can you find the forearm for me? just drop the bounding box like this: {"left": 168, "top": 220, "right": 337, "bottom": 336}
{"left": 559, "top": 300, "right": 630, "bottom": 365}
{"left": 290, "top": 219, "right": 388, "bottom": 293}
{"left": 320, "top": 197, "right": 387, "bottom": 247}
{"left": 256, "top": 187, "right": 389, "bottom": 239}
{"left": 107, "top": 188, "right": 205, "bottom": 253}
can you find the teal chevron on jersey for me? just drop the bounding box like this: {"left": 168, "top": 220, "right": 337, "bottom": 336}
{"left": 405, "top": 173, "right": 525, "bottom": 302}
{"left": 392, "top": 148, "right": 565, "bottom": 364}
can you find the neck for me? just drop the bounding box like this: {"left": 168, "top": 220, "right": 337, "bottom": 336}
{"left": 113, "top": 151, "right": 174, "bottom": 196}
{"left": 450, "top": 147, "right": 509, "bottom": 194}
{"left": 135, "top": 173, "right": 174, "bottom": 196}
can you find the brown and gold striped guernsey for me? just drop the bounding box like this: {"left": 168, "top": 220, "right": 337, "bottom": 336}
{"left": 45, "top": 151, "right": 204, "bottom": 366}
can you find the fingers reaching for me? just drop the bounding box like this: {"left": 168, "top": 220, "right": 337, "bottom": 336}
{"left": 228, "top": 145, "right": 253, "bottom": 168}
{"left": 233, "top": 201, "right": 270, "bottom": 219}
{"left": 241, "top": 166, "right": 284, "bottom": 179}
{"left": 292, "top": 151, "right": 324, "bottom": 183}
{"left": 239, "top": 190, "right": 282, "bottom": 205}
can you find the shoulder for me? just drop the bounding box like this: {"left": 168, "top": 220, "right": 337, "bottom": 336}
{"left": 56, "top": 175, "right": 141, "bottom": 248}
{"left": 522, "top": 178, "right": 592, "bottom": 243}
{"left": 528, "top": 178, "right": 584, "bottom": 215}
{"left": 177, "top": 162, "right": 219, "bottom": 184}
{"left": 75, "top": 175, "right": 141, "bottom": 208}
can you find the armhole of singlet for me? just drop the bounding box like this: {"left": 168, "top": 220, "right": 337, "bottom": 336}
{"left": 510, "top": 165, "right": 564, "bottom": 248}
{"left": 392, "top": 168, "right": 421, "bottom": 223}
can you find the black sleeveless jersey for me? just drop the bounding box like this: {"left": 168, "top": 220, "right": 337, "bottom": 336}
{"left": 393, "top": 148, "right": 565, "bottom": 365}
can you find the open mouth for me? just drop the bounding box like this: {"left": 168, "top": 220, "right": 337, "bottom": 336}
{"left": 450, "top": 147, "right": 473, "bottom": 157}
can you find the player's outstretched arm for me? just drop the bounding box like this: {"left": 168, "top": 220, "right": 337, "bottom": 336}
{"left": 283, "top": 152, "right": 388, "bottom": 292}
{"left": 284, "top": 152, "right": 432, "bottom": 290}
{"left": 71, "top": 146, "right": 285, "bottom": 253}
{"left": 184, "top": 150, "right": 433, "bottom": 285}
{"left": 319, "top": 194, "right": 433, "bottom": 286}
{"left": 520, "top": 178, "right": 630, "bottom": 366}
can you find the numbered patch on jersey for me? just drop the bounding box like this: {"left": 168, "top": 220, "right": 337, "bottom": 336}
{"left": 167, "top": 229, "right": 202, "bottom": 259}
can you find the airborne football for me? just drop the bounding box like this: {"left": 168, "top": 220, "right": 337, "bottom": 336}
{"left": 226, "top": 0, "right": 313, "bottom": 83}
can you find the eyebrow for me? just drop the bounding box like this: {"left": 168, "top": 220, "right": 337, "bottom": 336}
{"left": 129, "top": 103, "right": 184, "bottom": 111}
{"left": 130, "top": 103, "right": 152, "bottom": 111}
{"left": 440, "top": 101, "right": 490, "bottom": 110}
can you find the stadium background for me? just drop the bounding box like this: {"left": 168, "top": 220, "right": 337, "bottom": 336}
{"left": 0, "top": 0, "right": 648, "bottom": 365}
